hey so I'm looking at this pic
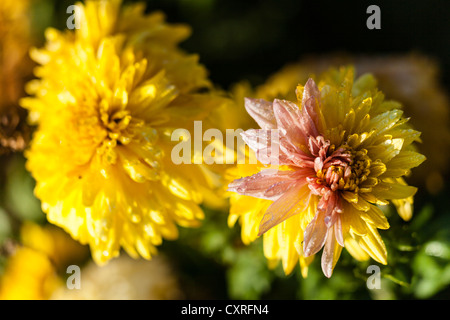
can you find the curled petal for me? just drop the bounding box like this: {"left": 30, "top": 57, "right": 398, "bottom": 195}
{"left": 360, "top": 205, "right": 390, "bottom": 230}
{"left": 309, "top": 135, "right": 330, "bottom": 158}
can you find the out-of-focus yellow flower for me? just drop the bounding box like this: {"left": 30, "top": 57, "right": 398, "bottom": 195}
{"left": 0, "top": 222, "right": 88, "bottom": 300}
{"left": 20, "top": 222, "right": 89, "bottom": 271}
{"left": 0, "top": 247, "right": 62, "bottom": 300}
{"left": 50, "top": 255, "right": 182, "bottom": 300}
{"left": 227, "top": 66, "right": 425, "bottom": 277}
{"left": 21, "top": 0, "right": 229, "bottom": 265}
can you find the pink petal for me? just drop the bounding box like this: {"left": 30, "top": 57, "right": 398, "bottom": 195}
{"left": 323, "top": 148, "right": 353, "bottom": 169}
{"left": 272, "top": 99, "right": 307, "bottom": 146}
{"left": 263, "top": 180, "right": 297, "bottom": 198}
{"left": 258, "top": 181, "right": 310, "bottom": 236}
{"left": 321, "top": 228, "right": 335, "bottom": 278}
{"left": 227, "top": 169, "right": 297, "bottom": 200}
{"left": 300, "top": 78, "right": 321, "bottom": 135}
{"left": 314, "top": 157, "right": 324, "bottom": 172}
{"left": 334, "top": 214, "right": 344, "bottom": 247}
{"left": 321, "top": 224, "right": 343, "bottom": 278}
{"left": 244, "top": 98, "right": 276, "bottom": 129}
{"left": 301, "top": 78, "right": 321, "bottom": 111}
{"left": 303, "top": 208, "right": 328, "bottom": 257}
{"left": 300, "top": 97, "right": 320, "bottom": 138}
{"left": 288, "top": 167, "right": 317, "bottom": 180}
{"left": 308, "top": 136, "right": 330, "bottom": 158}
{"left": 323, "top": 191, "right": 343, "bottom": 228}
{"left": 240, "top": 129, "right": 280, "bottom": 165}
{"left": 263, "top": 168, "right": 312, "bottom": 198}
{"left": 278, "top": 134, "right": 313, "bottom": 166}
{"left": 240, "top": 129, "right": 272, "bottom": 151}
{"left": 241, "top": 128, "right": 312, "bottom": 166}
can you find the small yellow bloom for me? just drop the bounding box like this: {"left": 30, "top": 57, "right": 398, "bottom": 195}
{"left": 0, "top": 222, "right": 89, "bottom": 300}
{"left": 21, "top": 0, "right": 228, "bottom": 264}
{"left": 20, "top": 222, "right": 89, "bottom": 271}
{"left": 0, "top": 247, "right": 62, "bottom": 300}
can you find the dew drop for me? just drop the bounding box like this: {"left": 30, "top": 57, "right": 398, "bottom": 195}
{"left": 130, "top": 213, "right": 141, "bottom": 223}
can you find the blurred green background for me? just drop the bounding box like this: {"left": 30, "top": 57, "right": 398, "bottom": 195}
{"left": 1, "top": 0, "right": 449, "bottom": 300}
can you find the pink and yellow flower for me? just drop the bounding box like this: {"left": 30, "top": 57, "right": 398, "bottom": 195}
{"left": 228, "top": 66, "right": 425, "bottom": 277}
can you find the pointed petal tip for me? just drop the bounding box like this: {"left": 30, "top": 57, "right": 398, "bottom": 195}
{"left": 243, "top": 97, "right": 255, "bottom": 105}
{"left": 258, "top": 217, "right": 272, "bottom": 237}
{"left": 304, "top": 78, "right": 320, "bottom": 93}
{"left": 323, "top": 266, "right": 333, "bottom": 278}
{"left": 303, "top": 247, "right": 313, "bottom": 258}
{"left": 257, "top": 223, "right": 269, "bottom": 237}
{"left": 227, "top": 178, "right": 240, "bottom": 189}
{"left": 305, "top": 77, "right": 316, "bottom": 86}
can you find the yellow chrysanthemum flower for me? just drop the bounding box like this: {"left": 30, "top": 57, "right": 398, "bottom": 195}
{"left": 227, "top": 66, "right": 425, "bottom": 277}
{"left": 21, "top": 0, "right": 228, "bottom": 264}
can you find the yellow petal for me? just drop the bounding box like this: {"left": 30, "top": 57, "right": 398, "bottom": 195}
{"left": 383, "top": 151, "right": 426, "bottom": 177}
{"left": 392, "top": 197, "right": 414, "bottom": 221}
{"left": 344, "top": 236, "right": 370, "bottom": 261}
{"left": 359, "top": 224, "right": 387, "bottom": 265}
{"left": 372, "top": 181, "right": 417, "bottom": 200}
{"left": 360, "top": 204, "right": 390, "bottom": 229}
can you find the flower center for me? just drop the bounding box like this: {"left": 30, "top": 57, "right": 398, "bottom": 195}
{"left": 307, "top": 136, "right": 371, "bottom": 194}
{"left": 99, "top": 106, "right": 132, "bottom": 143}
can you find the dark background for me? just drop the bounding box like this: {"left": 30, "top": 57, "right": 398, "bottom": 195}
{"left": 49, "top": 0, "right": 450, "bottom": 91}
